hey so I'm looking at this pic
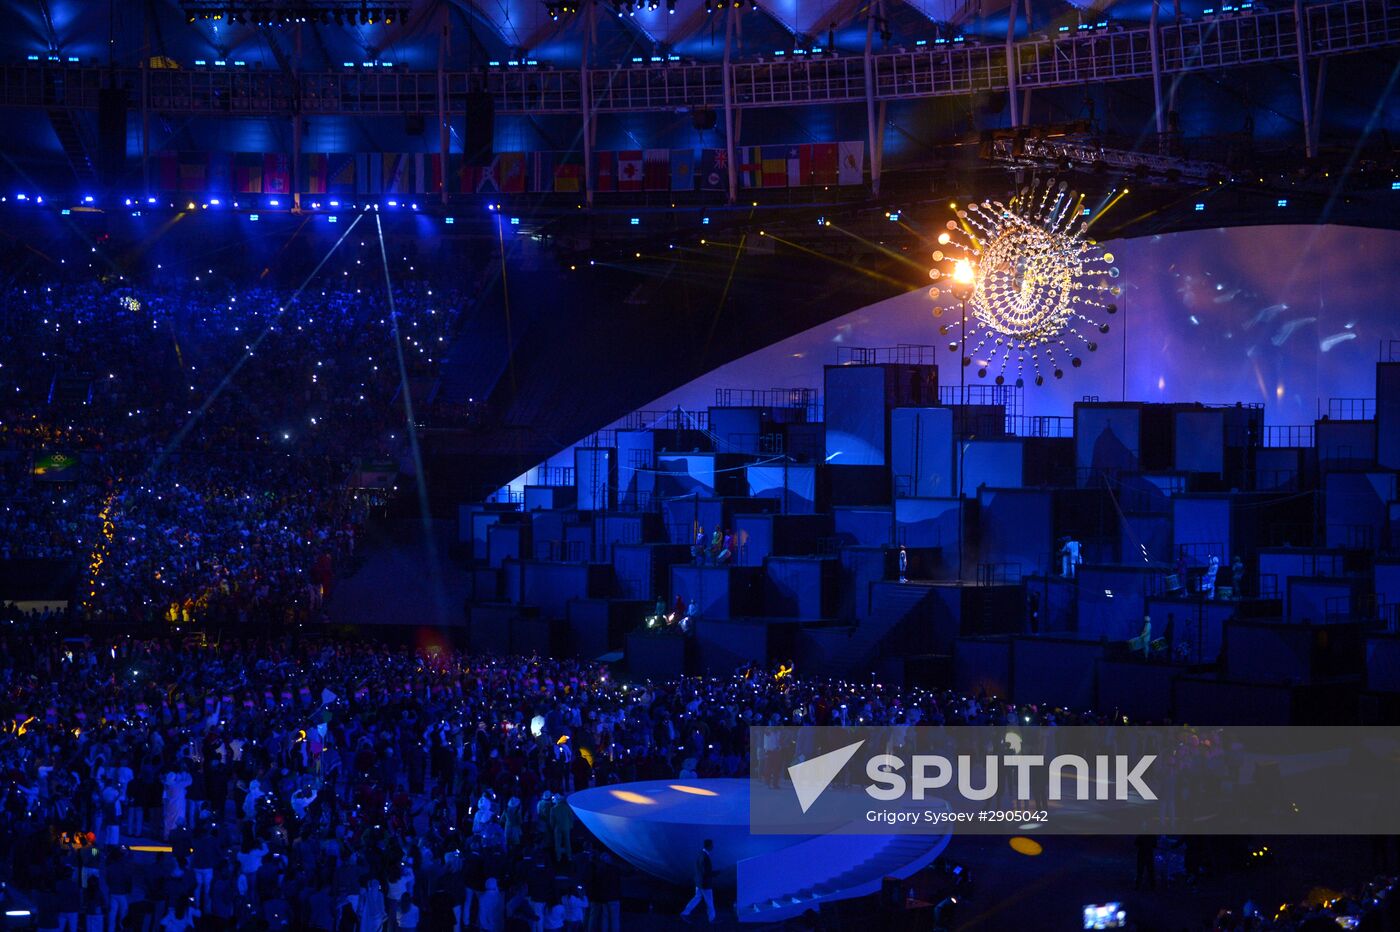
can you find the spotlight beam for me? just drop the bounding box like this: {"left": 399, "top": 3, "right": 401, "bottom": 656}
{"left": 373, "top": 209, "right": 443, "bottom": 592}
{"left": 149, "top": 211, "right": 365, "bottom": 474}
{"left": 761, "top": 232, "right": 911, "bottom": 291}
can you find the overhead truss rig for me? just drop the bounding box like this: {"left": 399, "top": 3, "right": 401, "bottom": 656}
{"left": 180, "top": 2, "right": 411, "bottom": 25}
{"left": 2, "top": 0, "right": 1395, "bottom": 204}
{"left": 985, "top": 135, "right": 1229, "bottom": 183}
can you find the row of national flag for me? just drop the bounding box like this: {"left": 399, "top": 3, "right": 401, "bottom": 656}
{"left": 586, "top": 142, "right": 864, "bottom": 192}
{"left": 154, "top": 142, "right": 865, "bottom": 196}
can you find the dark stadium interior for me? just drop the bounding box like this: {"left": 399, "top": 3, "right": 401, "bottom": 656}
{"left": 0, "top": 0, "right": 1398, "bottom": 930}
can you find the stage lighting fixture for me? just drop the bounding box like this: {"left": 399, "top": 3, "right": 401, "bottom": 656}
{"left": 668, "top": 0, "right": 676, "bottom": 11}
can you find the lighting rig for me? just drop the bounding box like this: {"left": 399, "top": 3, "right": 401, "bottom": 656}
{"left": 181, "top": 2, "right": 411, "bottom": 25}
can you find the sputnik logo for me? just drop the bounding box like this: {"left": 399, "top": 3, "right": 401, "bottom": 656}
{"left": 787, "top": 740, "right": 864, "bottom": 813}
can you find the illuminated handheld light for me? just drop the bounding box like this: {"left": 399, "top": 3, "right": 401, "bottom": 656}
{"left": 928, "top": 178, "right": 1122, "bottom": 385}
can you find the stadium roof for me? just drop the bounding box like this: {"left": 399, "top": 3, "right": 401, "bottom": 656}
{"left": 7, "top": 0, "right": 1224, "bottom": 72}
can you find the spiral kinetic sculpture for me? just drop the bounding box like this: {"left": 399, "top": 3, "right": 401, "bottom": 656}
{"left": 927, "top": 179, "right": 1122, "bottom": 386}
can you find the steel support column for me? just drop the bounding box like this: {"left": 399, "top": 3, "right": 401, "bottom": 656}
{"left": 875, "top": 99, "right": 886, "bottom": 188}
{"left": 722, "top": 8, "right": 738, "bottom": 205}
{"left": 437, "top": 4, "right": 449, "bottom": 206}
{"left": 1150, "top": 0, "right": 1165, "bottom": 135}
{"left": 291, "top": 24, "right": 302, "bottom": 211}
{"left": 1311, "top": 56, "right": 1327, "bottom": 154}
{"left": 582, "top": 0, "right": 595, "bottom": 208}
{"left": 1006, "top": 0, "right": 1019, "bottom": 127}
{"left": 1295, "top": 0, "right": 1315, "bottom": 158}
{"left": 863, "top": 10, "right": 880, "bottom": 195}
{"left": 140, "top": 18, "right": 150, "bottom": 193}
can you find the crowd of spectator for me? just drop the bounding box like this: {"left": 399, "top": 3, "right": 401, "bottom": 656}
{"left": 1214, "top": 875, "right": 1398, "bottom": 930}
{"left": 0, "top": 238, "right": 467, "bottom": 623}
{"left": 0, "top": 629, "right": 1169, "bottom": 930}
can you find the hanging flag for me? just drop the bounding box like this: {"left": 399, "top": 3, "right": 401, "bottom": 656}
{"left": 617, "top": 151, "right": 644, "bottom": 191}
{"left": 234, "top": 153, "right": 263, "bottom": 193}
{"left": 418, "top": 153, "right": 442, "bottom": 194}
{"left": 327, "top": 153, "right": 355, "bottom": 195}
{"left": 761, "top": 146, "right": 788, "bottom": 188}
{"left": 837, "top": 140, "right": 864, "bottom": 185}
{"left": 206, "top": 152, "right": 231, "bottom": 193}
{"left": 383, "top": 153, "right": 414, "bottom": 194}
{"left": 643, "top": 149, "right": 669, "bottom": 191}
{"left": 179, "top": 152, "right": 208, "bottom": 192}
{"left": 157, "top": 151, "right": 179, "bottom": 191}
{"left": 530, "top": 151, "right": 555, "bottom": 192}
{"left": 787, "top": 144, "right": 809, "bottom": 187}
{"left": 594, "top": 151, "right": 616, "bottom": 193}
{"left": 475, "top": 157, "right": 500, "bottom": 194}
{"left": 303, "top": 153, "right": 328, "bottom": 194}
{"left": 554, "top": 159, "right": 582, "bottom": 194}
{"left": 457, "top": 161, "right": 485, "bottom": 194}
{"left": 670, "top": 148, "right": 696, "bottom": 191}
{"left": 810, "top": 143, "right": 839, "bottom": 186}
{"left": 367, "top": 153, "right": 384, "bottom": 194}
{"left": 698, "top": 149, "right": 727, "bottom": 191}
{"left": 738, "top": 147, "right": 762, "bottom": 188}
{"left": 497, "top": 152, "right": 526, "bottom": 193}
{"left": 355, "top": 153, "right": 369, "bottom": 194}
{"left": 263, "top": 153, "right": 290, "bottom": 194}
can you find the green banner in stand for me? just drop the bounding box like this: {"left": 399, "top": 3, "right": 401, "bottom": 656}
{"left": 32, "top": 452, "right": 78, "bottom": 481}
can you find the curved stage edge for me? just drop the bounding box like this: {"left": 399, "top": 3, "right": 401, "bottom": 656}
{"left": 567, "top": 778, "right": 950, "bottom": 922}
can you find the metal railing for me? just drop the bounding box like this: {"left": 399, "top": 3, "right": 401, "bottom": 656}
{"left": 615, "top": 408, "right": 708, "bottom": 432}
{"left": 1263, "top": 424, "right": 1314, "bottom": 447}
{"left": 939, "top": 384, "right": 1021, "bottom": 407}
{"left": 977, "top": 562, "right": 1023, "bottom": 585}
{"left": 1177, "top": 542, "right": 1224, "bottom": 567}
{"left": 712, "top": 387, "right": 818, "bottom": 410}
{"left": 532, "top": 465, "right": 575, "bottom": 487}
{"left": 579, "top": 428, "right": 618, "bottom": 450}
{"left": 1006, "top": 415, "right": 1075, "bottom": 438}
{"left": 1327, "top": 397, "right": 1376, "bottom": 420}
{"left": 4, "top": 2, "right": 1393, "bottom": 117}
{"left": 834, "top": 344, "right": 937, "bottom": 366}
